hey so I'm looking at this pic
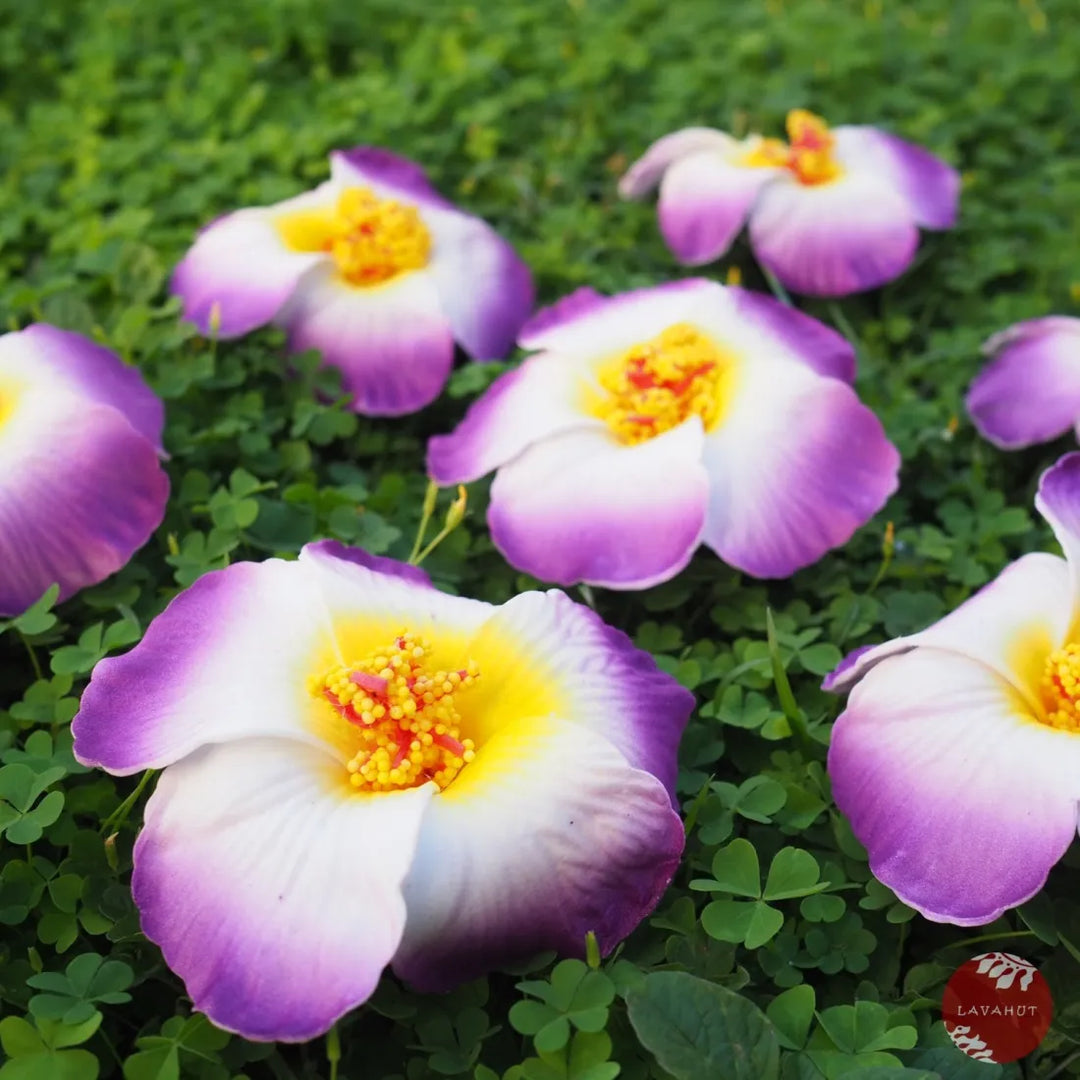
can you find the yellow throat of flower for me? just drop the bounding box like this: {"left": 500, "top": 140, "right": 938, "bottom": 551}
{"left": 740, "top": 109, "right": 844, "bottom": 187}
{"left": 310, "top": 632, "right": 478, "bottom": 793}
{"left": 1039, "top": 643, "right": 1080, "bottom": 732}
{"left": 590, "top": 322, "right": 738, "bottom": 445}
{"left": 277, "top": 186, "right": 432, "bottom": 288}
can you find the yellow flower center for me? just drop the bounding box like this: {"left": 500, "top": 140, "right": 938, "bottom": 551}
{"left": 739, "top": 109, "right": 844, "bottom": 187}
{"left": 276, "top": 186, "right": 431, "bottom": 288}
{"left": 309, "top": 632, "right": 478, "bottom": 792}
{"left": 590, "top": 323, "right": 738, "bottom": 445}
{"left": 1039, "top": 643, "right": 1080, "bottom": 732}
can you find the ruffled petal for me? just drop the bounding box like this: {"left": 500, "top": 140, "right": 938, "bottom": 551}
{"left": 0, "top": 336, "right": 168, "bottom": 615}
{"left": 748, "top": 171, "right": 919, "bottom": 296}
{"left": 392, "top": 717, "right": 683, "bottom": 991}
{"left": 701, "top": 358, "right": 898, "bottom": 577}
{"left": 967, "top": 317, "right": 1080, "bottom": 449}
{"left": 426, "top": 353, "right": 599, "bottom": 484}
{"left": 488, "top": 420, "right": 708, "bottom": 589}
{"left": 277, "top": 264, "right": 455, "bottom": 416}
{"left": 822, "top": 553, "right": 1072, "bottom": 702}
{"left": 12, "top": 325, "right": 165, "bottom": 452}
{"left": 726, "top": 287, "right": 856, "bottom": 383}
{"left": 617, "top": 127, "right": 738, "bottom": 198}
{"left": 657, "top": 151, "right": 777, "bottom": 265}
{"left": 72, "top": 558, "right": 335, "bottom": 774}
{"left": 464, "top": 589, "right": 694, "bottom": 801}
{"left": 834, "top": 126, "right": 960, "bottom": 229}
{"left": 331, "top": 147, "right": 533, "bottom": 359}
{"left": 828, "top": 648, "right": 1080, "bottom": 925}
{"left": 170, "top": 188, "right": 334, "bottom": 337}
{"left": 133, "top": 738, "right": 433, "bottom": 1040}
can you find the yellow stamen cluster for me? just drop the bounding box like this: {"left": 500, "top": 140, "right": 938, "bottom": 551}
{"left": 1039, "top": 643, "right": 1080, "bottom": 732}
{"left": 739, "top": 109, "right": 844, "bottom": 187}
{"left": 325, "top": 187, "right": 431, "bottom": 287}
{"left": 309, "top": 632, "right": 478, "bottom": 792}
{"left": 593, "top": 323, "right": 732, "bottom": 445}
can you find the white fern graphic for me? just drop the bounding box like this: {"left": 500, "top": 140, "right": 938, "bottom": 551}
{"left": 948, "top": 1024, "right": 997, "bottom": 1061}
{"left": 974, "top": 951, "right": 1036, "bottom": 991}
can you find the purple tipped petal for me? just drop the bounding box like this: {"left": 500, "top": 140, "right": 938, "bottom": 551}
{"left": 516, "top": 278, "right": 720, "bottom": 355}
{"left": 702, "top": 362, "right": 899, "bottom": 577}
{"left": 303, "top": 540, "right": 434, "bottom": 589}
{"left": 427, "top": 353, "right": 597, "bottom": 484}
{"left": 748, "top": 172, "right": 919, "bottom": 297}
{"left": 423, "top": 211, "right": 534, "bottom": 360}
{"left": 171, "top": 205, "right": 327, "bottom": 337}
{"left": 331, "top": 146, "right": 457, "bottom": 213}
{"left": 488, "top": 421, "right": 709, "bottom": 589}
{"left": 18, "top": 325, "right": 165, "bottom": 451}
{"left": 134, "top": 738, "right": 432, "bottom": 1040}
{"left": 727, "top": 287, "right": 856, "bottom": 383}
{"left": 657, "top": 152, "right": 776, "bottom": 265}
{"left": 835, "top": 126, "right": 960, "bottom": 230}
{"left": 618, "top": 127, "right": 737, "bottom": 199}
{"left": 277, "top": 265, "right": 455, "bottom": 416}
{"left": 467, "top": 588, "right": 695, "bottom": 801}
{"left": 967, "top": 317, "right": 1080, "bottom": 450}
{"left": 0, "top": 403, "right": 167, "bottom": 616}
{"left": 829, "top": 648, "right": 1080, "bottom": 925}
{"left": 392, "top": 718, "right": 683, "bottom": 991}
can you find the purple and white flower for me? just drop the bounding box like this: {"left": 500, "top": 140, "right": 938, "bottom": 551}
{"left": 826, "top": 452, "right": 1080, "bottom": 925}
{"left": 619, "top": 110, "right": 959, "bottom": 297}
{"left": 428, "top": 279, "right": 899, "bottom": 588}
{"left": 967, "top": 317, "right": 1080, "bottom": 449}
{"left": 0, "top": 324, "right": 168, "bottom": 615}
{"left": 171, "top": 148, "right": 534, "bottom": 416}
{"left": 72, "top": 542, "right": 691, "bottom": 1041}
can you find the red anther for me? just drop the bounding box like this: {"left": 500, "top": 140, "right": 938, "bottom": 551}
{"left": 626, "top": 414, "right": 658, "bottom": 426}
{"left": 351, "top": 672, "right": 389, "bottom": 695}
{"left": 391, "top": 739, "right": 411, "bottom": 769}
{"left": 627, "top": 370, "right": 657, "bottom": 389}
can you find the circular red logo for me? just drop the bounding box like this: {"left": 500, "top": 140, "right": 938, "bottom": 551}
{"left": 942, "top": 953, "right": 1053, "bottom": 1063}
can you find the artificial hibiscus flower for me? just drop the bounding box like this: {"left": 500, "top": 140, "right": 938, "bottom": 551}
{"left": 0, "top": 324, "right": 168, "bottom": 615}
{"left": 72, "top": 542, "right": 691, "bottom": 1041}
{"left": 619, "top": 109, "right": 960, "bottom": 297}
{"left": 171, "top": 147, "right": 534, "bottom": 415}
{"left": 428, "top": 279, "right": 899, "bottom": 588}
{"left": 826, "top": 452, "right": 1080, "bottom": 924}
{"left": 967, "top": 316, "right": 1080, "bottom": 449}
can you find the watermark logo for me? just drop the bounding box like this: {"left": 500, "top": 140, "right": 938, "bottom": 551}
{"left": 942, "top": 952, "right": 1053, "bottom": 1064}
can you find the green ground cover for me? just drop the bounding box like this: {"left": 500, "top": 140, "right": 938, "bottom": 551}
{"left": 2, "top": 0, "right": 1080, "bottom": 1076}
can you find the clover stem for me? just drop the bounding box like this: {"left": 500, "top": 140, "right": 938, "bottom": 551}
{"left": 99, "top": 769, "right": 157, "bottom": 836}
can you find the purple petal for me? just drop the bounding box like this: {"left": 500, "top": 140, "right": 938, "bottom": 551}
{"left": 488, "top": 421, "right": 708, "bottom": 589}
{"left": 823, "top": 552, "right": 1071, "bottom": 698}
{"left": 466, "top": 588, "right": 695, "bottom": 801}
{"left": 302, "top": 540, "right": 434, "bottom": 589}
{"left": 967, "top": 317, "right": 1080, "bottom": 449}
{"left": 748, "top": 172, "right": 919, "bottom": 297}
{"left": 277, "top": 265, "right": 455, "bottom": 416}
{"left": 171, "top": 206, "right": 327, "bottom": 337}
{"left": 426, "top": 353, "right": 597, "bottom": 484}
{"left": 835, "top": 126, "right": 960, "bottom": 230}
{"left": 727, "top": 287, "right": 856, "bottom": 383}
{"left": 330, "top": 146, "right": 457, "bottom": 213}
{"left": 392, "top": 719, "right": 684, "bottom": 991}
{"left": 134, "top": 738, "right": 432, "bottom": 1040}
{"left": 618, "top": 127, "right": 737, "bottom": 199}
{"left": 0, "top": 400, "right": 167, "bottom": 616}
{"left": 657, "top": 151, "right": 776, "bottom": 265}
{"left": 702, "top": 363, "right": 899, "bottom": 577}
{"left": 72, "top": 558, "right": 332, "bottom": 774}
{"left": 17, "top": 325, "right": 165, "bottom": 452}
{"left": 829, "top": 648, "right": 1080, "bottom": 925}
